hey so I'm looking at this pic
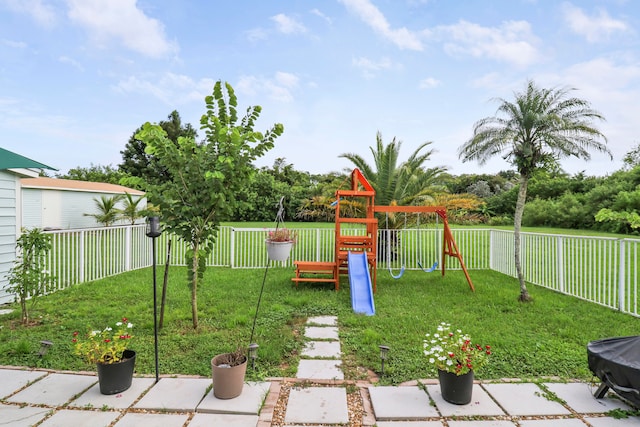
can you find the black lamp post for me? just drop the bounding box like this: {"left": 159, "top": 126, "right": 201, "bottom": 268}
{"left": 379, "top": 345, "right": 390, "bottom": 375}
{"left": 146, "top": 216, "right": 162, "bottom": 383}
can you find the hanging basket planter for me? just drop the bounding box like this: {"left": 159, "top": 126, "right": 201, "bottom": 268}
{"left": 265, "top": 240, "right": 294, "bottom": 262}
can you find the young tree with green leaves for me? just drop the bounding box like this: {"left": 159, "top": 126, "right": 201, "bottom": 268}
{"left": 136, "top": 81, "right": 283, "bottom": 328}
{"left": 459, "top": 80, "right": 611, "bottom": 301}
{"left": 8, "top": 228, "right": 55, "bottom": 325}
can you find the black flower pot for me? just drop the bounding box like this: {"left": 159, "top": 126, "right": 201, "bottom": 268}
{"left": 96, "top": 349, "right": 136, "bottom": 395}
{"left": 438, "top": 369, "right": 474, "bottom": 405}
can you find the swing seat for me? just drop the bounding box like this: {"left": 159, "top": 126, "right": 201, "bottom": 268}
{"left": 389, "top": 265, "right": 405, "bottom": 279}
{"left": 418, "top": 260, "right": 438, "bottom": 273}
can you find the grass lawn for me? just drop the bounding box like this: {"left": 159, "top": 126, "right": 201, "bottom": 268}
{"left": 1, "top": 266, "right": 639, "bottom": 385}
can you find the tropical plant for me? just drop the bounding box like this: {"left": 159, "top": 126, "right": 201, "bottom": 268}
{"left": 7, "top": 228, "right": 56, "bottom": 325}
{"left": 84, "top": 195, "right": 124, "bottom": 227}
{"left": 340, "top": 131, "right": 447, "bottom": 228}
{"left": 458, "top": 80, "right": 611, "bottom": 301}
{"left": 119, "top": 192, "right": 145, "bottom": 225}
{"left": 73, "top": 317, "right": 134, "bottom": 364}
{"left": 136, "top": 81, "right": 283, "bottom": 328}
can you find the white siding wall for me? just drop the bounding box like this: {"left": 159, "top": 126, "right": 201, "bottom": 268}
{"left": 22, "top": 188, "right": 42, "bottom": 229}
{"left": 0, "top": 171, "right": 17, "bottom": 304}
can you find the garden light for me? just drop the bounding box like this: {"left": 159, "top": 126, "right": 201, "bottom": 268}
{"left": 146, "top": 216, "right": 162, "bottom": 383}
{"left": 38, "top": 340, "right": 53, "bottom": 357}
{"left": 379, "top": 344, "right": 390, "bottom": 375}
{"left": 248, "top": 343, "right": 259, "bottom": 370}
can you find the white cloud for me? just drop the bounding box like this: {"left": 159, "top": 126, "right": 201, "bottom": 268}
{"left": 436, "top": 19, "right": 540, "bottom": 68}
{"left": 246, "top": 27, "right": 268, "bottom": 42}
{"left": 2, "top": 39, "right": 27, "bottom": 48}
{"left": 419, "top": 77, "right": 441, "bottom": 89}
{"left": 352, "top": 56, "right": 398, "bottom": 79}
{"left": 1, "top": 0, "right": 57, "bottom": 27}
{"left": 113, "top": 72, "right": 214, "bottom": 105}
{"left": 310, "top": 8, "right": 332, "bottom": 25}
{"left": 338, "top": 0, "right": 423, "bottom": 51}
{"left": 562, "top": 3, "right": 629, "bottom": 43}
{"left": 66, "top": 0, "right": 178, "bottom": 58}
{"left": 58, "top": 56, "right": 84, "bottom": 72}
{"left": 271, "top": 13, "right": 307, "bottom": 34}
{"left": 236, "top": 73, "right": 300, "bottom": 102}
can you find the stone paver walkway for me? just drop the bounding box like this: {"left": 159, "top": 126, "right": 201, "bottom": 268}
{"left": 0, "top": 314, "right": 638, "bottom": 426}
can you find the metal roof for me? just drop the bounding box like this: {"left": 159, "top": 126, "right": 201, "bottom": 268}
{"left": 0, "top": 147, "right": 57, "bottom": 171}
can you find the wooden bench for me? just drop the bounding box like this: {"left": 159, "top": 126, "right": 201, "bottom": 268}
{"left": 292, "top": 261, "right": 339, "bottom": 290}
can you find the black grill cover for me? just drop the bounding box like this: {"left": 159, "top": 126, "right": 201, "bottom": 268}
{"left": 587, "top": 336, "right": 640, "bottom": 407}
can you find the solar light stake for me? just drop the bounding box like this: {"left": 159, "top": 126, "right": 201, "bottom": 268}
{"left": 248, "top": 343, "right": 259, "bottom": 370}
{"left": 379, "top": 345, "right": 390, "bottom": 375}
{"left": 38, "top": 340, "right": 53, "bottom": 357}
{"left": 146, "top": 216, "right": 162, "bottom": 383}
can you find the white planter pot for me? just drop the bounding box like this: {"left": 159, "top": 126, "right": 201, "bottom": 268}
{"left": 265, "top": 240, "right": 293, "bottom": 261}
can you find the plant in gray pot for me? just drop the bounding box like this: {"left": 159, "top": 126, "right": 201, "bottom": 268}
{"left": 73, "top": 317, "right": 136, "bottom": 395}
{"left": 211, "top": 347, "right": 248, "bottom": 399}
{"left": 423, "top": 322, "right": 492, "bottom": 405}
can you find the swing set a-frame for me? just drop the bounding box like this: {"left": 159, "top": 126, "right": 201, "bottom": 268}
{"left": 292, "top": 168, "right": 474, "bottom": 292}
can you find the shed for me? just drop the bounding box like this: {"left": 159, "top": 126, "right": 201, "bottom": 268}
{"left": 0, "top": 148, "right": 56, "bottom": 304}
{"left": 21, "top": 178, "right": 146, "bottom": 229}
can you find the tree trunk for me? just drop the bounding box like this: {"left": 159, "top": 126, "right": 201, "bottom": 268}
{"left": 191, "top": 243, "right": 199, "bottom": 329}
{"left": 514, "top": 175, "right": 532, "bottom": 302}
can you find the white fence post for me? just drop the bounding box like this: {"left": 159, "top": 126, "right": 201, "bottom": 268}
{"left": 78, "top": 230, "right": 85, "bottom": 283}
{"left": 125, "top": 226, "right": 131, "bottom": 272}
{"left": 557, "top": 236, "right": 564, "bottom": 293}
{"left": 618, "top": 239, "right": 626, "bottom": 312}
{"left": 230, "top": 228, "right": 235, "bottom": 268}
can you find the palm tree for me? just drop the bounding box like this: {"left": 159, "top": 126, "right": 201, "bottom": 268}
{"left": 84, "top": 195, "right": 124, "bottom": 227}
{"left": 458, "top": 80, "right": 611, "bottom": 301}
{"left": 119, "top": 193, "right": 145, "bottom": 225}
{"left": 340, "top": 131, "right": 446, "bottom": 217}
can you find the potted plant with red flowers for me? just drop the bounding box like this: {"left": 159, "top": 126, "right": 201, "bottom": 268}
{"left": 73, "top": 317, "right": 136, "bottom": 395}
{"left": 423, "top": 322, "right": 492, "bottom": 404}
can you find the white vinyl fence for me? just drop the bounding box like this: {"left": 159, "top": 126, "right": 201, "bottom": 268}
{"left": 39, "top": 225, "right": 639, "bottom": 317}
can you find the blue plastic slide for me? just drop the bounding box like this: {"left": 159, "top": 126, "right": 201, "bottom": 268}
{"left": 347, "top": 251, "right": 375, "bottom": 316}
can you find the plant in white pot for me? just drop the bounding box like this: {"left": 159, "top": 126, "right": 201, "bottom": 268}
{"left": 73, "top": 317, "right": 136, "bottom": 395}
{"left": 265, "top": 227, "right": 297, "bottom": 262}
{"left": 423, "top": 322, "right": 492, "bottom": 405}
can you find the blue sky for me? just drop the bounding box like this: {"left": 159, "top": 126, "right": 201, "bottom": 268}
{"left": 1, "top": 0, "right": 638, "bottom": 177}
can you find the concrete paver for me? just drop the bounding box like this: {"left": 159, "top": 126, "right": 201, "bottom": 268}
{"left": 518, "top": 419, "right": 587, "bottom": 426}
{"left": 133, "top": 377, "right": 210, "bottom": 412}
{"left": 7, "top": 372, "right": 97, "bottom": 406}
{"left": 0, "top": 369, "right": 48, "bottom": 399}
{"left": 586, "top": 416, "right": 640, "bottom": 426}
{"left": 306, "top": 315, "right": 337, "bottom": 326}
{"left": 284, "top": 386, "right": 349, "bottom": 424}
{"left": 301, "top": 340, "right": 341, "bottom": 358}
{"left": 114, "top": 412, "right": 189, "bottom": 427}
{"left": 304, "top": 326, "right": 339, "bottom": 340}
{"left": 70, "top": 377, "right": 155, "bottom": 409}
{"left": 368, "top": 386, "right": 439, "bottom": 420}
{"left": 425, "top": 383, "right": 505, "bottom": 417}
{"left": 377, "top": 422, "right": 445, "bottom": 426}
{"left": 482, "top": 383, "right": 571, "bottom": 416}
{"left": 189, "top": 413, "right": 259, "bottom": 427}
{"left": 0, "top": 403, "right": 50, "bottom": 426}
{"left": 38, "top": 409, "right": 120, "bottom": 427}
{"left": 447, "top": 421, "right": 516, "bottom": 427}
{"left": 544, "top": 382, "right": 632, "bottom": 413}
{"left": 296, "top": 359, "right": 343, "bottom": 379}
{"left": 197, "top": 381, "right": 270, "bottom": 415}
